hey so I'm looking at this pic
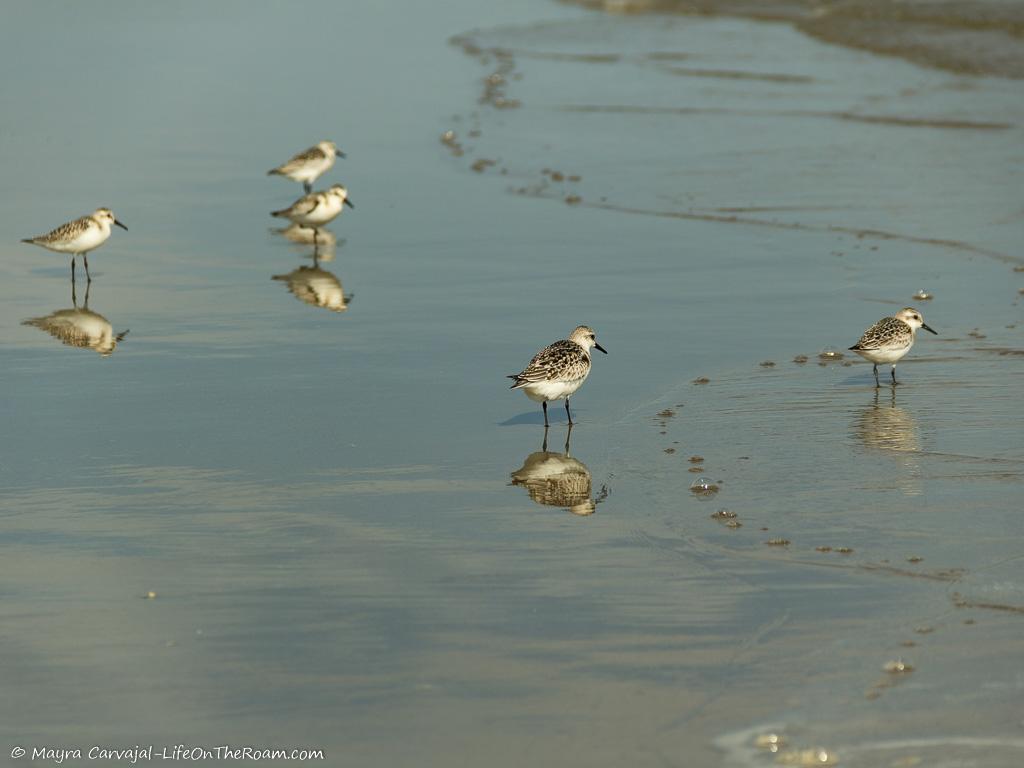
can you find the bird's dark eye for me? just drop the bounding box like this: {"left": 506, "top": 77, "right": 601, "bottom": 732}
{"left": 590, "top": 335, "right": 595, "bottom": 340}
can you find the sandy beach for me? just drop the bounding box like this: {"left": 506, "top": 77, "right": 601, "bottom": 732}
{"left": 0, "top": 0, "right": 1021, "bottom": 765}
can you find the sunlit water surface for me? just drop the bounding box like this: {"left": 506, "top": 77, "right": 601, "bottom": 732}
{"left": 1, "top": 1, "right": 1022, "bottom": 766}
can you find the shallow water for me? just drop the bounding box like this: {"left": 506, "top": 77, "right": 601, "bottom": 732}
{"left": 1, "top": 1, "right": 1023, "bottom": 766}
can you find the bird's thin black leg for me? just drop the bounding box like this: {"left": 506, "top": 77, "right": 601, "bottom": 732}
{"left": 71, "top": 256, "right": 76, "bottom": 283}
{"left": 873, "top": 363, "right": 879, "bottom": 388}
{"left": 541, "top": 425, "right": 549, "bottom": 453}
{"left": 304, "top": 181, "right": 312, "bottom": 193}
{"left": 83, "top": 253, "right": 92, "bottom": 283}
{"left": 564, "top": 423, "right": 573, "bottom": 455}
{"left": 542, "top": 401, "right": 549, "bottom": 428}
{"left": 565, "top": 398, "right": 573, "bottom": 425}
{"left": 891, "top": 365, "right": 898, "bottom": 386}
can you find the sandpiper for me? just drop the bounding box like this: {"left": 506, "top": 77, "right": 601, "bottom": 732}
{"left": 508, "top": 325, "right": 606, "bottom": 426}
{"left": 849, "top": 307, "right": 936, "bottom": 386}
{"left": 21, "top": 208, "right": 127, "bottom": 282}
{"left": 267, "top": 140, "right": 345, "bottom": 192}
{"left": 271, "top": 184, "right": 354, "bottom": 228}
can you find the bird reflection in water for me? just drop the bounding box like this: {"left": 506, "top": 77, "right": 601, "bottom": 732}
{"left": 21, "top": 278, "right": 128, "bottom": 357}
{"left": 853, "top": 388, "right": 922, "bottom": 495}
{"left": 855, "top": 388, "right": 921, "bottom": 453}
{"left": 272, "top": 247, "right": 352, "bottom": 313}
{"left": 272, "top": 223, "right": 340, "bottom": 259}
{"left": 510, "top": 426, "right": 606, "bottom": 516}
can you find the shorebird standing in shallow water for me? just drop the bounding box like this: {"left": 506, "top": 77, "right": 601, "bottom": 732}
{"left": 21, "top": 208, "right": 127, "bottom": 282}
{"left": 508, "top": 325, "right": 607, "bottom": 426}
{"left": 267, "top": 140, "right": 345, "bottom": 193}
{"left": 271, "top": 184, "right": 354, "bottom": 228}
{"left": 849, "top": 307, "right": 937, "bottom": 386}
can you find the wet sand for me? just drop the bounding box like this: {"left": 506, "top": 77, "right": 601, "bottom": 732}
{"left": 443, "top": 6, "right": 1024, "bottom": 764}
{"left": 564, "top": 0, "right": 1024, "bottom": 78}
{"left": 0, "top": 0, "right": 1022, "bottom": 766}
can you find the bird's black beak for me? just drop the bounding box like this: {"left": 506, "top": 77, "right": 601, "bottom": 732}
{"left": 594, "top": 343, "right": 608, "bottom": 354}
{"left": 344, "top": 197, "right": 355, "bottom": 209}
{"left": 114, "top": 219, "right": 128, "bottom": 231}
{"left": 922, "top": 323, "right": 937, "bottom": 335}
{"left": 336, "top": 149, "right": 346, "bottom": 158}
